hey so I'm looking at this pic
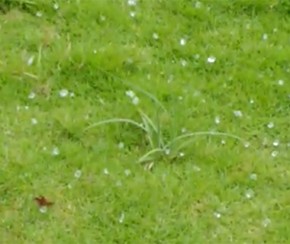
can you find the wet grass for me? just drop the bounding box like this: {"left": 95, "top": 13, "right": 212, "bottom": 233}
{"left": 0, "top": 0, "right": 289, "bottom": 243}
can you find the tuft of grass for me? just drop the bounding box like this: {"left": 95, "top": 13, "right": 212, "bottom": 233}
{"left": 85, "top": 89, "right": 247, "bottom": 166}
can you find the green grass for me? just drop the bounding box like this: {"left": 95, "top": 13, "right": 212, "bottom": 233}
{"left": 1, "top": 0, "right": 290, "bottom": 243}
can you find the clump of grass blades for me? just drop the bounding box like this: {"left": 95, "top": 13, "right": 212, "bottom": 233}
{"left": 84, "top": 85, "right": 247, "bottom": 166}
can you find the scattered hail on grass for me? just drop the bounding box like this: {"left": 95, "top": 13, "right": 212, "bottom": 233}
{"left": 59, "top": 89, "right": 69, "bottom": 98}
{"left": 277, "top": 79, "right": 284, "bottom": 86}
{"left": 181, "top": 128, "right": 187, "bottom": 133}
{"left": 267, "top": 122, "right": 274, "bottom": 129}
{"left": 195, "top": 1, "right": 202, "bottom": 8}
{"left": 125, "top": 90, "right": 139, "bottom": 105}
{"left": 152, "top": 33, "right": 159, "bottom": 40}
{"left": 36, "top": 11, "right": 42, "bottom": 17}
{"left": 214, "top": 212, "right": 221, "bottom": 219}
{"left": 207, "top": 56, "right": 216, "bottom": 64}
{"left": 27, "top": 55, "right": 34, "bottom": 66}
{"left": 128, "top": 0, "right": 137, "bottom": 6}
{"left": 214, "top": 116, "right": 221, "bottom": 125}
{"left": 119, "top": 212, "right": 125, "bottom": 223}
{"left": 180, "top": 59, "right": 187, "bottom": 67}
{"left": 262, "top": 218, "right": 271, "bottom": 228}
{"left": 233, "top": 110, "right": 243, "bottom": 118}
{"left": 118, "top": 142, "right": 125, "bottom": 149}
{"left": 51, "top": 146, "right": 60, "bottom": 156}
{"left": 262, "top": 33, "right": 268, "bottom": 41}
{"left": 53, "top": 3, "right": 59, "bottom": 10}
{"left": 249, "top": 173, "right": 257, "bottom": 181}
{"left": 245, "top": 189, "right": 255, "bottom": 199}
{"left": 28, "top": 92, "right": 36, "bottom": 100}
{"left": 179, "top": 38, "right": 186, "bottom": 46}
{"left": 31, "top": 118, "right": 38, "bottom": 125}
{"left": 74, "top": 169, "right": 82, "bottom": 179}
{"left": 271, "top": 150, "right": 278, "bottom": 158}
{"left": 273, "top": 139, "right": 280, "bottom": 147}
{"left": 244, "top": 142, "right": 250, "bottom": 148}
{"left": 124, "top": 169, "right": 131, "bottom": 176}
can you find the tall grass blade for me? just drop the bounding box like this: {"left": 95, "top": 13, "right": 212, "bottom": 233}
{"left": 167, "top": 131, "right": 245, "bottom": 148}
{"left": 138, "top": 148, "right": 164, "bottom": 163}
{"left": 96, "top": 67, "right": 167, "bottom": 112}
{"left": 138, "top": 109, "right": 165, "bottom": 148}
{"left": 84, "top": 118, "right": 147, "bottom": 132}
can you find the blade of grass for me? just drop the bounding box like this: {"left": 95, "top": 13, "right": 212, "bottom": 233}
{"left": 139, "top": 112, "right": 155, "bottom": 148}
{"left": 138, "top": 109, "right": 165, "bottom": 148}
{"left": 138, "top": 148, "right": 164, "bottom": 163}
{"left": 84, "top": 118, "right": 147, "bottom": 132}
{"left": 96, "top": 67, "right": 167, "bottom": 112}
{"left": 167, "top": 131, "right": 246, "bottom": 148}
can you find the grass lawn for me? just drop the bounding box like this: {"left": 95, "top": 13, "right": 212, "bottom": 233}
{"left": 0, "top": 0, "right": 290, "bottom": 243}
